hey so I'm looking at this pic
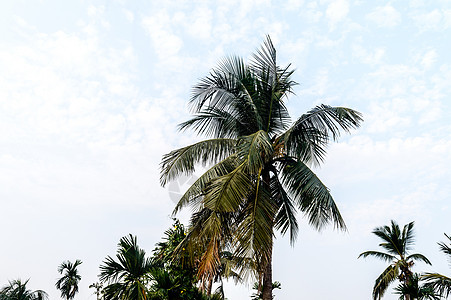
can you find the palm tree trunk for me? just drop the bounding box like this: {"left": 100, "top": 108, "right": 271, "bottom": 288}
{"left": 261, "top": 169, "right": 274, "bottom": 300}
{"left": 261, "top": 236, "right": 273, "bottom": 300}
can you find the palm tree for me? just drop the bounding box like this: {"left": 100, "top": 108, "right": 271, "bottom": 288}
{"left": 0, "top": 279, "right": 48, "bottom": 300}
{"left": 99, "top": 234, "right": 153, "bottom": 300}
{"left": 423, "top": 233, "right": 451, "bottom": 298}
{"left": 394, "top": 273, "right": 439, "bottom": 300}
{"left": 160, "top": 35, "right": 363, "bottom": 300}
{"left": 358, "top": 220, "right": 432, "bottom": 300}
{"left": 55, "top": 259, "right": 82, "bottom": 300}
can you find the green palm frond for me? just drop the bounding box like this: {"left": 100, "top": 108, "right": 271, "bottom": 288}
{"left": 423, "top": 273, "right": 451, "bottom": 298}
{"left": 284, "top": 105, "right": 362, "bottom": 166}
{"left": 279, "top": 158, "right": 345, "bottom": 230}
{"left": 203, "top": 163, "right": 253, "bottom": 212}
{"left": 234, "top": 179, "right": 276, "bottom": 272}
{"left": 373, "top": 264, "right": 399, "bottom": 300}
{"left": 407, "top": 253, "right": 432, "bottom": 265}
{"left": 237, "top": 130, "right": 273, "bottom": 173}
{"left": 358, "top": 251, "right": 396, "bottom": 263}
{"left": 172, "top": 155, "right": 239, "bottom": 215}
{"left": 271, "top": 173, "right": 298, "bottom": 244}
{"left": 160, "top": 138, "right": 237, "bottom": 186}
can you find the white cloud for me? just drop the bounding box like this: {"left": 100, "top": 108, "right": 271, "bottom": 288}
{"left": 141, "top": 12, "right": 184, "bottom": 60}
{"left": 366, "top": 4, "right": 401, "bottom": 28}
{"left": 352, "top": 44, "right": 385, "bottom": 65}
{"left": 411, "top": 9, "right": 443, "bottom": 31}
{"left": 326, "top": 0, "right": 349, "bottom": 28}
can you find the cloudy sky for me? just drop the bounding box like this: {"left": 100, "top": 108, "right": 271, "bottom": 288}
{"left": 1, "top": 0, "right": 451, "bottom": 299}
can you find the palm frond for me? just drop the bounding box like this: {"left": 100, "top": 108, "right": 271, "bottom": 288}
{"left": 160, "top": 138, "right": 236, "bottom": 186}
{"left": 271, "top": 173, "right": 298, "bottom": 244}
{"left": 172, "top": 155, "right": 239, "bottom": 215}
{"left": 373, "top": 265, "right": 399, "bottom": 300}
{"left": 423, "top": 273, "right": 451, "bottom": 298}
{"left": 279, "top": 157, "right": 345, "bottom": 230}
{"left": 407, "top": 253, "right": 432, "bottom": 265}
{"left": 358, "top": 251, "right": 396, "bottom": 263}
{"left": 284, "top": 105, "right": 362, "bottom": 166}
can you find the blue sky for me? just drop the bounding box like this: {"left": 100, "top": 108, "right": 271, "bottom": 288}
{"left": 1, "top": 1, "right": 451, "bottom": 299}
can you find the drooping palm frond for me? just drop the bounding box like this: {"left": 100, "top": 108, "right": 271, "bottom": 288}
{"left": 172, "top": 154, "right": 239, "bottom": 215}
{"left": 271, "top": 173, "right": 298, "bottom": 245}
{"left": 284, "top": 105, "right": 362, "bottom": 166}
{"left": 233, "top": 178, "right": 276, "bottom": 276}
{"left": 406, "top": 253, "right": 432, "bottom": 265}
{"left": 278, "top": 157, "right": 345, "bottom": 230}
{"left": 373, "top": 265, "right": 399, "bottom": 300}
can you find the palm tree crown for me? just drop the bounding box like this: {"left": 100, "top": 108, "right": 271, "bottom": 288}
{"left": 0, "top": 279, "right": 48, "bottom": 300}
{"left": 423, "top": 233, "right": 451, "bottom": 298}
{"left": 99, "top": 234, "right": 153, "bottom": 300}
{"left": 161, "top": 35, "right": 362, "bottom": 299}
{"left": 55, "top": 259, "right": 82, "bottom": 300}
{"left": 359, "top": 220, "right": 432, "bottom": 300}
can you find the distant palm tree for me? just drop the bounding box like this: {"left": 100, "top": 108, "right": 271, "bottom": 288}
{"left": 394, "top": 273, "right": 439, "bottom": 300}
{"left": 0, "top": 279, "right": 48, "bottom": 300}
{"left": 55, "top": 259, "right": 82, "bottom": 300}
{"left": 359, "top": 220, "right": 431, "bottom": 300}
{"left": 99, "top": 234, "right": 153, "bottom": 300}
{"left": 423, "top": 233, "right": 451, "bottom": 298}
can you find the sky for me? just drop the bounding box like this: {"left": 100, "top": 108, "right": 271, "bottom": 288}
{"left": 0, "top": 0, "right": 450, "bottom": 299}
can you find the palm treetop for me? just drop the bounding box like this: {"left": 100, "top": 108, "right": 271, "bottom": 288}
{"left": 359, "top": 220, "right": 431, "bottom": 300}
{"left": 55, "top": 259, "right": 82, "bottom": 300}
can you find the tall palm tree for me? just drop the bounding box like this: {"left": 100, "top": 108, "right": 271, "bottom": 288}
{"left": 358, "top": 220, "right": 432, "bottom": 300}
{"left": 99, "top": 234, "right": 153, "bottom": 300}
{"left": 423, "top": 233, "right": 451, "bottom": 298}
{"left": 160, "top": 35, "right": 362, "bottom": 300}
{"left": 0, "top": 279, "right": 48, "bottom": 300}
{"left": 56, "top": 259, "right": 82, "bottom": 300}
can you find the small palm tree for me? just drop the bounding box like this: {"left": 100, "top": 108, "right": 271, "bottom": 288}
{"left": 99, "top": 234, "right": 153, "bottom": 300}
{"left": 55, "top": 259, "right": 82, "bottom": 300}
{"left": 0, "top": 279, "right": 48, "bottom": 300}
{"left": 358, "top": 220, "right": 431, "bottom": 300}
{"left": 394, "top": 273, "right": 439, "bottom": 300}
{"left": 423, "top": 233, "right": 451, "bottom": 298}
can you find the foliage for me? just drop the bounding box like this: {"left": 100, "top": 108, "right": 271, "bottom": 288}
{"left": 161, "top": 35, "right": 362, "bottom": 299}
{"left": 251, "top": 281, "right": 281, "bottom": 300}
{"left": 423, "top": 233, "right": 451, "bottom": 298}
{"left": 99, "top": 234, "right": 153, "bottom": 300}
{"left": 394, "top": 273, "right": 439, "bottom": 300}
{"left": 55, "top": 259, "right": 82, "bottom": 300}
{"left": 358, "top": 220, "right": 431, "bottom": 300}
{"left": 0, "top": 279, "right": 48, "bottom": 300}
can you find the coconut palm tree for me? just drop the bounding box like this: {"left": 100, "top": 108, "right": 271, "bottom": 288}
{"left": 55, "top": 259, "right": 82, "bottom": 300}
{"left": 423, "top": 233, "right": 451, "bottom": 298}
{"left": 160, "top": 35, "right": 362, "bottom": 300}
{"left": 358, "top": 220, "right": 432, "bottom": 300}
{"left": 0, "top": 279, "right": 48, "bottom": 300}
{"left": 99, "top": 234, "right": 153, "bottom": 300}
